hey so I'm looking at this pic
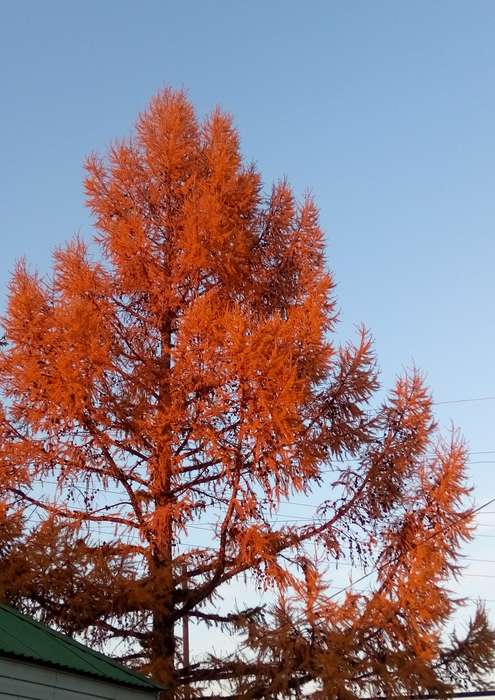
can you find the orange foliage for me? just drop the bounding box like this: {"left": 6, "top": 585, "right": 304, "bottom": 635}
{"left": 0, "top": 89, "right": 493, "bottom": 698}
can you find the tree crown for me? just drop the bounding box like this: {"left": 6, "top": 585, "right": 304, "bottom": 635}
{"left": 0, "top": 89, "right": 493, "bottom": 699}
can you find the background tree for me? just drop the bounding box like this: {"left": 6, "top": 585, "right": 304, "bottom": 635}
{"left": 0, "top": 89, "right": 493, "bottom": 698}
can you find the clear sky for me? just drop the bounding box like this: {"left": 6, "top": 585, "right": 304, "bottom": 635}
{"left": 2, "top": 0, "right": 495, "bottom": 664}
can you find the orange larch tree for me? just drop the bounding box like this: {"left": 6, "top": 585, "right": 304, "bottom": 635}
{"left": 0, "top": 89, "right": 493, "bottom": 699}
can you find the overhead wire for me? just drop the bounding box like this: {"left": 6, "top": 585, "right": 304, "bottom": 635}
{"left": 327, "top": 496, "right": 495, "bottom": 600}
{"left": 19, "top": 507, "right": 495, "bottom": 581}
{"left": 434, "top": 395, "right": 495, "bottom": 406}
{"left": 199, "top": 494, "right": 495, "bottom": 672}
{"left": 10, "top": 390, "right": 495, "bottom": 656}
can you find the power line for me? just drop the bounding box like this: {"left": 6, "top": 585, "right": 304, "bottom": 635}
{"left": 20, "top": 509, "right": 495, "bottom": 533}
{"left": 28, "top": 452, "right": 495, "bottom": 504}
{"left": 211, "top": 495, "right": 495, "bottom": 671}
{"left": 434, "top": 395, "right": 495, "bottom": 406}
{"left": 20, "top": 512, "right": 495, "bottom": 580}
{"left": 328, "top": 496, "right": 495, "bottom": 600}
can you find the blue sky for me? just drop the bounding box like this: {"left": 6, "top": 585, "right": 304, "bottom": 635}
{"left": 2, "top": 0, "right": 495, "bottom": 658}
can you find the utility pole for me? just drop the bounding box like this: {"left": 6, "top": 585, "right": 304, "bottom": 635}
{"left": 182, "top": 564, "right": 191, "bottom": 699}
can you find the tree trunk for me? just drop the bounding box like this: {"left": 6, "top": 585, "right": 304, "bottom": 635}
{"left": 150, "top": 313, "right": 176, "bottom": 691}
{"left": 150, "top": 554, "right": 176, "bottom": 689}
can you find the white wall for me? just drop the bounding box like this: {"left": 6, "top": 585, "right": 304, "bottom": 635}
{"left": 0, "top": 656, "right": 160, "bottom": 700}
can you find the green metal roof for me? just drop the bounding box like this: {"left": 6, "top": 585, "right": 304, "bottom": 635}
{"left": 0, "top": 603, "right": 162, "bottom": 692}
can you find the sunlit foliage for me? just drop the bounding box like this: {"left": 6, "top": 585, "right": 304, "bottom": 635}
{"left": 0, "top": 89, "right": 493, "bottom": 698}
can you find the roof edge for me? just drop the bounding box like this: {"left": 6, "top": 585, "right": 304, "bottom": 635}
{"left": 0, "top": 603, "right": 164, "bottom": 691}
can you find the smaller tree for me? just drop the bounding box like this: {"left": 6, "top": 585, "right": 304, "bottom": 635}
{"left": 0, "top": 89, "right": 493, "bottom": 698}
